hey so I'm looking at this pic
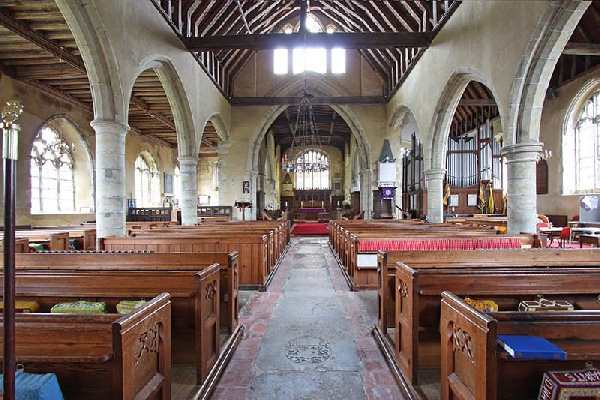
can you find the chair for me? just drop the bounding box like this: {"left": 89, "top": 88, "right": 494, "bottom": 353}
{"left": 559, "top": 227, "right": 570, "bottom": 247}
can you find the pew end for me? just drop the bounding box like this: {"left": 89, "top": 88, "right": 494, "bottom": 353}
{"left": 0, "top": 293, "right": 172, "bottom": 400}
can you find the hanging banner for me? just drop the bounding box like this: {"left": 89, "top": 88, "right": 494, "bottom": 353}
{"left": 381, "top": 187, "right": 395, "bottom": 199}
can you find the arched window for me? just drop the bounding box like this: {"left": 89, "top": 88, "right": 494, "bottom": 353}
{"left": 564, "top": 88, "right": 600, "bottom": 194}
{"left": 135, "top": 153, "right": 160, "bottom": 206}
{"left": 30, "top": 127, "right": 75, "bottom": 213}
{"left": 294, "top": 149, "right": 330, "bottom": 190}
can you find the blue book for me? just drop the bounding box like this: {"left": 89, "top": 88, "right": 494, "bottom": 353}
{"left": 497, "top": 335, "right": 567, "bottom": 360}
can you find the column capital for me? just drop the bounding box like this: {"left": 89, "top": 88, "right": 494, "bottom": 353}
{"left": 178, "top": 155, "right": 198, "bottom": 165}
{"left": 90, "top": 119, "right": 129, "bottom": 135}
{"left": 501, "top": 142, "right": 543, "bottom": 162}
{"left": 423, "top": 168, "right": 446, "bottom": 180}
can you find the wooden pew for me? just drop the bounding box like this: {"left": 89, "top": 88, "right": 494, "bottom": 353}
{"left": 0, "top": 293, "right": 172, "bottom": 400}
{"left": 441, "top": 291, "right": 600, "bottom": 400}
{"left": 130, "top": 220, "right": 291, "bottom": 276}
{"left": 6, "top": 252, "right": 229, "bottom": 384}
{"left": 393, "top": 257, "right": 600, "bottom": 385}
{"left": 377, "top": 248, "right": 600, "bottom": 337}
{"left": 346, "top": 231, "right": 532, "bottom": 290}
{"left": 0, "top": 238, "right": 29, "bottom": 253}
{"left": 103, "top": 234, "right": 270, "bottom": 290}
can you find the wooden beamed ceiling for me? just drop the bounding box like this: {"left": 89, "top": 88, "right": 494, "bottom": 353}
{"left": 199, "top": 121, "right": 219, "bottom": 157}
{"left": 550, "top": 2, "right": 600, "bottom": 90}
{"left": 450, "top": 81, "right": 499, "bottom": 138}
{"left": 0, "top": 1, "right": 179, "bottom": 148}
{"left": 270, "top": 103, "right": 350, "bottom": 153}
{"left": 152, "top": 0, "right": 460, "bottom": 97}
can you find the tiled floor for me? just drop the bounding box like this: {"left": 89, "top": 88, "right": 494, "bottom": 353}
{"left": 211, "top": 237, "right": 402, "bottom": 400}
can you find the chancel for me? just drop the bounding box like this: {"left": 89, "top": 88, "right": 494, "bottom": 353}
{"left": 0, "top": 1, "right": 599, "bottom": 399}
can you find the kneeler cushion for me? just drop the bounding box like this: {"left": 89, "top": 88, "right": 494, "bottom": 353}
{"left": 538, "top": 368, "right": 600, "bottom": 400}
{"left": 50, "top": 300, "right": 106, "bottom": 314}
{"left": 0, "top": 371, "right": 64, "bottom": 400}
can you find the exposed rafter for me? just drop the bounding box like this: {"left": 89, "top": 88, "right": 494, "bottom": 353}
{"left": 230, "top": 96, "right": 386, "bottom": 106}
{"left": 183, "top": 31, "right": 431, "bottom": 51}
{"left": 152, "top": 0, "right": 461, "bottom": 98}
{"left": 563, "top": 42, "right": 600, "bottom": 56}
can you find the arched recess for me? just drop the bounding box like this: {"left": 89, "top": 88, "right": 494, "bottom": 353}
{"left": 55, "top": 0, "right": 126, "bottom": 124}
{"left": 31, "top": 115, "right": 95, "bottom": 213}
{"left": 429, "top": 70, "right": 502, "bottom": 172}
{"left": 505, "top": 0, "right": 590, "bottom": 145}
{"left": 390, "top": 106, "right": 424, "bottom": 217}
{"left": 130, "top": 56, "right": 196, "bottom": 158}
{"left": 246, "top": 74, "right": 374, "bottom": 219}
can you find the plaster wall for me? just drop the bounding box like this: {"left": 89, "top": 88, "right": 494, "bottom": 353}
{"left": 234, "top": 49, "right": 383, "bottom": 97}
{"left": 387, "top": 0, "right": 549, "bottom": 168}
{"left": 537, "top": 68, "right": 600, "bottom": 218}
{"left": 197, "top": 156, "right": 219, "bottom": 206}
{"left": 0, "top": 74, "right": 95, "bottom": 226}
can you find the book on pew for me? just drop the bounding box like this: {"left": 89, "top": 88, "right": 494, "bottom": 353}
{"left": 497, "top": 335, "right": 567, "bottom": 360}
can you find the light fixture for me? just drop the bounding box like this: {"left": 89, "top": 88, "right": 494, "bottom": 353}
{"left": 281, "top": 85, "right": 328, "bottom": 173}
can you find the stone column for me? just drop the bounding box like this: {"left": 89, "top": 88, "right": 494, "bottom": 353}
{"left": 424, "top": 168, "right": 446, "bottom": 223}
{"left": 359, "top": 169, "right": 372, "bottom": 219}
{"left": 501, "top": 142, "right": 542, "bottom": 234}
{"left": 178, "top": 155, "right": 198, "bottom": 226}
{"left": 91, "top": 119, "right": 128, "bottom": 238}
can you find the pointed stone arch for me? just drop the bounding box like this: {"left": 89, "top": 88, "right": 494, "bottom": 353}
{"left": 246, "top": 78, "right": 374, "bottom": 219}
{"left": 428, "top": 69, "right": 502, "bottom": 172}
{"left": 505, "top": 0, "right": 590, "bottom": 145}
{"left": 130, "top": 56, "right": 197, "bottom": 158}
{"left": 55, "top": 0, "right": 126, "bottom": 124}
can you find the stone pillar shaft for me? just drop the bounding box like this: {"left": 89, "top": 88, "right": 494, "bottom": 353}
{"left": 91, "top": 120, "right": 128, "bottom": 238}
{"left": 179, "top": 155, "right": 198, "bottom": 226}
{"left": 424, "top": 168, "right": 446, "bottom": 223}
{"left": 502, "top": 143, "right": 542, "bottom": 234}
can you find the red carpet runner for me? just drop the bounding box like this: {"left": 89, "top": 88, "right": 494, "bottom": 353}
{"left": 291, "top": 223, "right": 329, "bottom": 236}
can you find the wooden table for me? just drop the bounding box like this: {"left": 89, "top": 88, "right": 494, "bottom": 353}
{"left": 580, "top": 234, "right": 600, "bottom": 248}
{"left": 571, "top": 227, "right": 600, "bottom": 243}
{"left": 539, "top": 226, "right": 563, "bottom": 246}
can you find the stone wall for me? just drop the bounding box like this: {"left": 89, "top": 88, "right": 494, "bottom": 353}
{"left": 537, "top": 68, "right": 600, "bottom": 218}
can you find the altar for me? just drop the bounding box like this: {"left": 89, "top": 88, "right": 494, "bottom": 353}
{"left": 298, "top": 207, "right": 327, "bottom": 221}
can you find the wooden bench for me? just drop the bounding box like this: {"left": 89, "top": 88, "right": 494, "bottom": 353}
{"left": 580, "top": 234, "right": 600, "bottom": 248}
{"left": 344, "top": 231, "right": 533, "bottom": 290}
{"left": 393, "top": 257, "right": 600, "bottom": 385}
{"left": 377, "top": 248, "right": 600, "bottom": 338}
{"left": 131, "top": 220, "right": 291, "bottom": 274}
{"left": 0, "top": 238, "right": 29, "bottom": 253}
{"left": 6, "top": 252, "right": 231, "bottom": 384}
{"left": 0, "top": 293, "right": 171, "bottom": 400}
{"left": 441, "top": 291, "right": 600, "bottom": 400}
{"left": 103, "top": 233, "right": 271, "bottom": 290}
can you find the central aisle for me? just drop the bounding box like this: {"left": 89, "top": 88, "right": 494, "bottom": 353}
{"left": 211, "top": 237, "right": 402, "bottom": 400}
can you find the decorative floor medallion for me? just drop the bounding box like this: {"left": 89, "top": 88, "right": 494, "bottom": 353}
{"left": 285, "top": 335, "right": 332, "bottom": 364}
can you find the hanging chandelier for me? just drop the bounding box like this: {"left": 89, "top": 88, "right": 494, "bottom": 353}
{"left": 281, "top": 89, "right": 329, "bottom": 173}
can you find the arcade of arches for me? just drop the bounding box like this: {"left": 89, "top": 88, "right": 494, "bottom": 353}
{"left": 0, "top": 1, "right": 599, "bottom": 399}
